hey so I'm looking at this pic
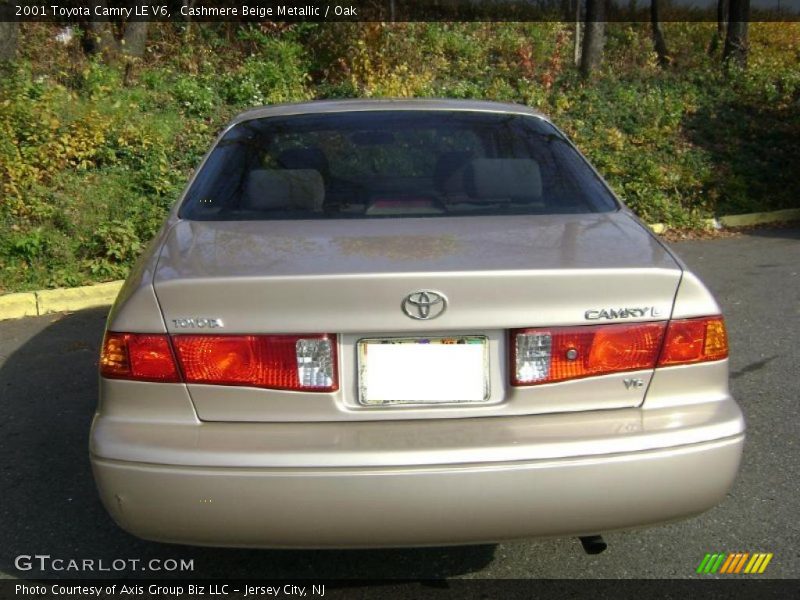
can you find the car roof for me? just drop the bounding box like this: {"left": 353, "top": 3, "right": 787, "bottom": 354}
{"left": 230, "top": 98, "right": 550, "bottom": 125}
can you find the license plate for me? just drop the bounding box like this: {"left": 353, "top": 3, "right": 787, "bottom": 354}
{"left": 357, "top": 336, "right": 489, "bottom": 405}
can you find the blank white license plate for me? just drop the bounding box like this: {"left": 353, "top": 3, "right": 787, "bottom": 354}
{"left": 357, "top": 336, "right": 489, "bottom": 405}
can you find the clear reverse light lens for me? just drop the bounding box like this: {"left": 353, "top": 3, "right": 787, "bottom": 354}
{"left": 296, "top": 338, "right": 334, "bottom": 388}
{"left": 515, "top": 332, "right": 552, "bottom": 383}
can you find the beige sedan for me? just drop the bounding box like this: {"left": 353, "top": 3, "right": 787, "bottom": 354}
{"left": 91, "top": 99, "right": 744, "bottom": 549}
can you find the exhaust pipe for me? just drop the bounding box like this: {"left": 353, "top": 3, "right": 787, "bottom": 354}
{"left": 579, "top": 535, "right": 607, "bottom": 555}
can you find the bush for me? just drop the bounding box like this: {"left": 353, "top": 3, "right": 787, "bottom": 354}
{"left": 221, "top": 36, "right": 311, "bottom": 106}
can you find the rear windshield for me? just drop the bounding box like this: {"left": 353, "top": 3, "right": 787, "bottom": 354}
{"left": 180, "top": 110, "right": 618, "bottom": 220}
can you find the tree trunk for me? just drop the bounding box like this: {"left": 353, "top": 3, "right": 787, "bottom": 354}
{"left": 82, "top": 0, "right": 119, "bottom": 57}
{"left": 560, "top": 0, "right": 572, "bottom": 21}
{"left": 580, "top": 0, "right": 606, "bottom": 79}
{"left": 708, "top": 0, "right": 728, "bottom": 55}
{"left": 723, "top": 0, "right": 750, "bottom": 68}
{"left": 119, "top": 21, "right": 149, "bottom": 86}
{"left": 0, "top": 20, "right": 18, "bottom": 62}
{"left": 651, "top": 0, "right": 669, "bottom": 67}
{"left": 574, "top": 0, "right": 582, "bottom": 67}
{"left": 122, "top": 21, "right": 148, "bottom": 57}
{"left": 184, "top": 0, "right": 198, "bottom": 41}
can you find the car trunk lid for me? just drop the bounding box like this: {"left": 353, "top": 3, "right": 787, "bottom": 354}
{"left": 154, "top": 213, "right": 680, "bottom": 333}
{"left": 152, "top": 212, "right": 682, "bottom": 421}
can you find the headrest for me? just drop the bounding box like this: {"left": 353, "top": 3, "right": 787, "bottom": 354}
{"left": 242, "top": 169, "right": 324, "bottom": 212}
{"left": 465, "top": 159, "right": 542, "bottom": 201}
{"left": 434, "top": 151, "right": 473, "bottom": 193}
{"left": 278, "top": 148, "right": 329, "bottom": 174}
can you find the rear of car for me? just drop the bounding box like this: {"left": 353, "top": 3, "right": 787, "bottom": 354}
{"left": 90, "top": 100, "right": 744, "bottom": 548}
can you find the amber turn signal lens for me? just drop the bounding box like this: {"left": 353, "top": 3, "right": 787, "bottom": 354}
{"left": 100, "top": 332, "right": 180, "bottom": 382}
{"left": 99, "top": 332, "right": 130, "bottom": 377}
{"left": 657, "top": 316, "right": 728, "bottom": 366}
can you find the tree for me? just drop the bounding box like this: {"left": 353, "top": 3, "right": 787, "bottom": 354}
{"left": 80, "top": 0, "right": 148, "bottom": 60}
{"left": 0, "top": 22, "right": 18, "bottom": 61}
{"left": 650, "top": 0, "right": 669, "bottom": 67}
{"left": 723, "top": 0, "right": 750, "bottom": 67}
{"left": 708, "top": 0, "right": 728, "bottom": 55}
{"left": 121, "top": 21, "right": 149, "bottom": 58}
{"left": 0, "top": 0, "right": 19, "bottom": 62}
{"left": 580, "top": 0, "right": 606, "bottom": 78}
{"left": 573, "top": 0, "right": 582, "bottom": 67}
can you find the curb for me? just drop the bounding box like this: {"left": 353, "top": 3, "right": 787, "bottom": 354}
{"left": 0, "top": 281, "right": 123, "bottom": 322}
{"left": 1, "top": 208, "right": 798, "bottom": 322}
{"left": 648, "top": 208, "right": 800, "bottom": 234}
{"left": 717, "top": 208, "right": 800, "bottom": 227}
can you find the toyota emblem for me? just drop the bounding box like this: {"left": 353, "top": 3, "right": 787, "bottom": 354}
{"left": 402, "top": 291, "right": 448, "bottom": 320}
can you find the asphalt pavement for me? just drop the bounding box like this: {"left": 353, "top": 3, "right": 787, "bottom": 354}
{"left": 0, "top": 227, "right": 797, "bottom": 580}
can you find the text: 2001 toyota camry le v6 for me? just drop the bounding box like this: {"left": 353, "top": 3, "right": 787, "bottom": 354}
{"left": 91, "top": 100, "right": 744, "bottom": 548}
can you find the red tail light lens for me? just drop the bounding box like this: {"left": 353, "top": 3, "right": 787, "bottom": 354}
{"left": 512, "top": 322, "right": 667, "bottom": 385}
{"left": 171, "top": 334, "right": 338, "bottom": 392}
{"left": 657, "top": 316, "right": 729, "bottom": 366}
{"left": 100, "top": 332, "right": 338, "bottom": 391}
{"left": 100, "top": 332, "right": 180, "bottom": 382}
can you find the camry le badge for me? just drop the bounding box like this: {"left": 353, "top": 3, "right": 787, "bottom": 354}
{"left": 402, "top": 291, "right": 448, "bottom": 320}
{"left": 585, "top": 307, "right": 663, "bottom": 320}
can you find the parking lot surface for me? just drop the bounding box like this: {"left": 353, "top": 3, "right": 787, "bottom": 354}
{"left": 0, "top": 228, "right": 797, "bottom": 580}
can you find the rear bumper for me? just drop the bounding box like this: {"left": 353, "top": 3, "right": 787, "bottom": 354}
{"left": 90, "top": 398, "right": 745, "bottom": 548}
{"left": 93, "top": 436, "right": 742, "bottom": 548}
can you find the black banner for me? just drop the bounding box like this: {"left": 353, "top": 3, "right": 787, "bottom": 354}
{"left": 2, "top": 0, "right": 800, "bottom": 22}
{"left": 2, "top": 580, "right": 800, "bottom": 600}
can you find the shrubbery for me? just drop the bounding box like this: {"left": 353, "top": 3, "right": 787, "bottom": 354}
{"left": 0, "top": 22, "right": 798, "bottom": 293}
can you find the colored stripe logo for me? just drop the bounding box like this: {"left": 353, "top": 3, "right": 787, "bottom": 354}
{"left": 697, "top": 552, "right": 773, "bottom": 574}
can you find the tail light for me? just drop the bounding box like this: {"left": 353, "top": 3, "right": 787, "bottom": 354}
{"left": 657, "top": 316, "right": 728, "bottom": 366}
{"left": 512, "top": 322, "right": 666, "bottom": 385}
{"left": 511, "top": 316, "right": 728, "bottom": 386}
{"left": 172, "top": 334, "right": 337, "bottom": 392}
{"left": 100, "top": 332, "right": 337, "bottom": 392}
